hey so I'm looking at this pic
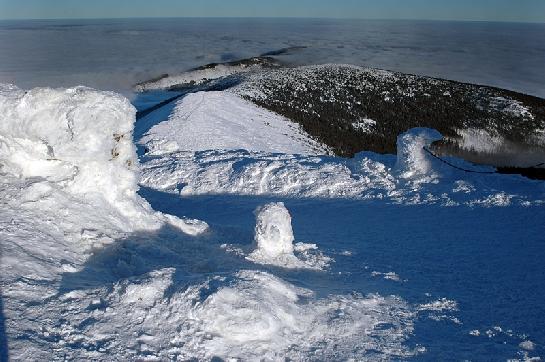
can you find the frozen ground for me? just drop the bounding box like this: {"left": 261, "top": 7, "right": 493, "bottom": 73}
{"left": 1, "top": 84, "right": 544, "bottom": 361}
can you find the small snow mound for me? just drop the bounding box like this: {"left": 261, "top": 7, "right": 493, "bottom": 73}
{"left": 253, "top": 202, "right": 295, "bottom": 258}
{"left": 247, "top": 202, "right": 330, "bottom": 269}
{"left": 470, "top": 192, "right": 513, "bottom": 207}
{"left": 418, "top": 298, "right": 458, "bottom": 312}
{"left": 519, "top": 340, "right": 536, "bottom": 351}
{"left": 395, "top": 128, "right": 443, "bottom": 180}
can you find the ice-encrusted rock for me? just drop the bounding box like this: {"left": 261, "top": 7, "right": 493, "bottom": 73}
{"left": 0, "top": 85, "right": 156, "bottom": 226}
{"left": 0, "top": 84, "right": 207, "bottom": 236}
{"left": 395, "top": 127, "right": 443, "bottom": 180}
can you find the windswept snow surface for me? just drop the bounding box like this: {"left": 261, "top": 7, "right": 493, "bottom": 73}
{"left": 140, "top": 125, "right": 544, "bottom": 208}
{"left": 1, "top": 85, "right": 545, "bottom": 360}
{"left": 135, "top": 90, "right": 545, "bottom": 360}
{"left": 140, "top": 91, "right": 329, "bottom": 155}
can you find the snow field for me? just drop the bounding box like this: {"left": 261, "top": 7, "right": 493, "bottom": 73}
{"left": 0, "top": 85, "right": 417, "bottom": 360}
{"left": 140, "top": 91, "right": 329, "bottom": 155}
{"left": 1, "top": 84, "right": 544, "bottom": 360}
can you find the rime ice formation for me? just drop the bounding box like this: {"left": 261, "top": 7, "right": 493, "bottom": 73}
{"left": 247, "top": 202, "right": 300, "bottom": 267}
{"left": 253, "top": 202, "right": 295, "bottom": 258}
{"left": 395, "top": 127, "right": 443, "bottom": 180}
{"left": 0, "top": 84, "right": 207, "bottom": 239}
{"left": 246, "top": 202, "right": 331, "bottom": 269}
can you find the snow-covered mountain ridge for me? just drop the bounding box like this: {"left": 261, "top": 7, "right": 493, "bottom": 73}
{"left": 137, "top": 59, "right": 545, "bottom": 172}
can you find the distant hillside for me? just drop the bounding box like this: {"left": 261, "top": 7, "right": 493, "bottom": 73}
{"left": 136, "top": 57, "right": 545, "bottom": 170}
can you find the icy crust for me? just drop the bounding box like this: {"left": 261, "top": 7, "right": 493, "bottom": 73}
{"left": 140, "top": 128, "right": 545, "bottom": 207}
{"left": 10, "top": 268, "right": 420, "bottom": 361}
{"left": 140, "top": 91, "right": 329, "bottom": 155}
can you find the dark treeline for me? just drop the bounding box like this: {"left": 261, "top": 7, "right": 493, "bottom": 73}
{"left": 244, "top": 66, "right": 545, "bottom": 159}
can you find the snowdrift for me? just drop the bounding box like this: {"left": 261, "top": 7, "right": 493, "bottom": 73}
{"left": 141, "top": 125, "right": 543, "bottom": 207}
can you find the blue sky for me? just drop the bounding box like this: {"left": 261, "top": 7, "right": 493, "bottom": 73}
{"left": 1, "top": 0, "right": 544, "bottom": 22}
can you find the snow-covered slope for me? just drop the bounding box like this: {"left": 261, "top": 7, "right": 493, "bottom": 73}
{"left": 136, "top": 62, "right": 545, "bottom": 171}
{"left": 140, "top": 91, "right": 329, "bottom": 155}
{"left": 231, "top": 64, "right": 545, "bottom": 161}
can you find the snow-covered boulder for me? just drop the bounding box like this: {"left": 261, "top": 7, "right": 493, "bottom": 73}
{"left": 0, "top": 84, "right": 159, "bottom": 228}
{"left": 0, "top": 84, "right": 137, "bottom": 194}
{"left": 395, "top": 127, "right": 443, "bottom": 180}
{"left": 0, "top": 84, "right": 207, "bottom": 235}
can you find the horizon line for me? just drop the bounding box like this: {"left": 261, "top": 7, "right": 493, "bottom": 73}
{"left": 0, "top": 16, "right": 544, "bottom": 25}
